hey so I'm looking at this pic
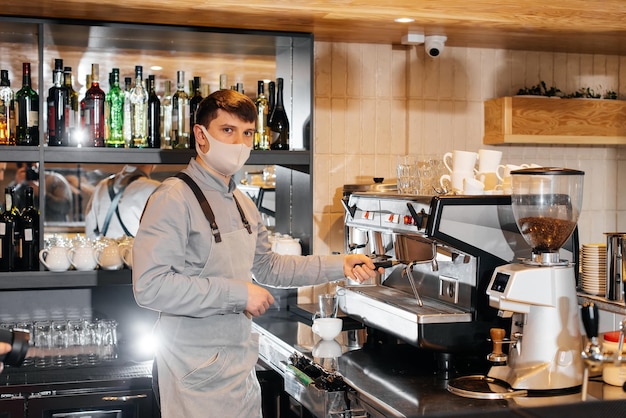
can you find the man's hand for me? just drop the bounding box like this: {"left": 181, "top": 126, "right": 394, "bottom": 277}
{"left": 343, "top": 254, "right": 382, "bottom": 283}
{"left": 245, "top": 282, "right": 275, "bottom": 317}
{"left": 0, "top": 342, "right": 11, "bottom": 374}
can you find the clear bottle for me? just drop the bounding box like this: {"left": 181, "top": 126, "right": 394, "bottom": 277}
{"left": 63, "top": 67, "right": 79, "bottom": 147}
{"left": 106, "top": 68, "right": 125, "bottom": 148}
{"left": 123, "top": 76, "right": 132, "bottom": 147}
{"left": 254, "top": 80, "right": 270, "bottom": 150}
{"left": 47, "top": 58, "right": 68, "bottom": 146}
{"left": 219, "top": 74, "right": 228, "bottom": 90}
{"left": 0, "top": 187, "right": 19, "bottom": 272}
{"left": 83, "top": 63, "right": 106, "bottom": 147}
{"left": 78, "top": 73, "right": 92, "bottom": 147}
{"left": 130, "top": 65, "right": 148, "bottom": 147}
{"left": 0, "top": 69, "right": 14, "bottom": 145}
{"left": 18, "top": 186, "right": 39, "bottom": 271}
{"left": 171, "top": 70, "right": 190, "bottom": 149}
{"left": 146, "top": 75, "right": 161, "bottom": 148}
{"left": 160, "top": 80, "right": 173, "bottom": 149}
{"left": 15, "top": 62, "right": 39, "bottom": 146}
{"left": 189, "top": 76, "right": 202, "bottom": 148}
{"left": 269, "top": 77, "right": 289, "bottom": 150}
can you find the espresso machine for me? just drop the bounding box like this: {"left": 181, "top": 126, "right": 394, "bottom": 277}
{"left": 338, "top": 188, "right": 578, "bottom": 359}
{"left": 449, "top": 168, "right": 585, "bottom": 397}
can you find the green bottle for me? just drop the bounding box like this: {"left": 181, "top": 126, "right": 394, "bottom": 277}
{"left": 106, "top": 68, "right": 125, "bottom": 147}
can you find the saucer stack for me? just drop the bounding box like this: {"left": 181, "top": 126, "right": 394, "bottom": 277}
{"left": 581, "top": 243, "right": 607, "bottom": 296}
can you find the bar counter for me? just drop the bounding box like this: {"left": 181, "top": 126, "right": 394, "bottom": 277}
{"left": 253, "top": 310, "right": 626, "bottom": 418}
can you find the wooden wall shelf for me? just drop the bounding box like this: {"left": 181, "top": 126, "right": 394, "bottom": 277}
{"left": 483, "top": 96, "right": 626, "bottom": 145}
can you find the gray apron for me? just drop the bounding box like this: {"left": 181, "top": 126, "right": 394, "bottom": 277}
{"left": 155, "top": 179, "right": 262, "bottom": 418}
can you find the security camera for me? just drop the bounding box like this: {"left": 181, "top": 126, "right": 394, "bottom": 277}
{"left": 424, "top": 35, "right": 447, "bottom": 58}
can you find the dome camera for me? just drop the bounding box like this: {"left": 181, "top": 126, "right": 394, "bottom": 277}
{"left": 424, "top": 35, "right": 447, "bottom": 58}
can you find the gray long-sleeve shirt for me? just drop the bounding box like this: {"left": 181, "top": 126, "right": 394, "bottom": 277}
{"left": 132, "top": 158, "right": 344, "bottom": 318}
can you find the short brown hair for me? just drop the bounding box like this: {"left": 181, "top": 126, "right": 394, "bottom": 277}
{"left": 195, "top": 89, "right": 257, "bottom": 127}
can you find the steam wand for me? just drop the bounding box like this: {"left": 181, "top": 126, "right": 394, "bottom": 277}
{"left": 580, "top": 302, "right": 626, "bottom": 400}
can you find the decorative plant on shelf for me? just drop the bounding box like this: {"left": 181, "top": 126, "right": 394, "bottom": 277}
{"left": 604, "top": 90, "right": 618, "bottom": 100}
{"left": 564, "top": 87, "right": 602, "bottom": 99}
{"left": 516, "top": 81, "right": 561, "bottom": 97}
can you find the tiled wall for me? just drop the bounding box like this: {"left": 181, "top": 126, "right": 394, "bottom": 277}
{"left": 312, "top": 41, "right": 626, "bottom": 256}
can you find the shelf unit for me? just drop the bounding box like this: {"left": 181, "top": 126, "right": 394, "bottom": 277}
{"left": 483, "top": 96, "right": 626, "bottom": 145}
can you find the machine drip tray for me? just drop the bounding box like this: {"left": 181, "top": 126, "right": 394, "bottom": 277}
{"left": 447, "top": 375, "right": 528, "bottom": 399}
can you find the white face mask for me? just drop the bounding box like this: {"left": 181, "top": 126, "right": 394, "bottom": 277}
{"left": 196, "top": 126, "right": 251, "bottom": 177}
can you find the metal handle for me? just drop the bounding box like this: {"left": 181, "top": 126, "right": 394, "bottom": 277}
{"left": 581, "top": 302, "right": 599, "bottom": 339}
{"left": 102, "top": 394, "right": 148, "bottom": 402}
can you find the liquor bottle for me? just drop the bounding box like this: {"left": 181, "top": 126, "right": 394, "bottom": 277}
{"left": 171, "top": 70, "right": 190, "bottom": 149}
{"left": 269, "top": 77, "right": 289, "bottom": 150}
{"left": 267, "top": 80, "right": 276, "bottom": 125}
{"left": 160, "top": 80, "right": 172, "bottom": 149}
{"left": 18, "top": 186, "right": 39, "bottom": 271}
{"left": 219, "top": 74, "right": 228, "bottom": 90}
{"left": 123, "top": 76, "right": 132, "bottom": 147}
{"left": 78, "top": 74, "right": 91, "bottom": 147}
{"left": 130, "top": 65, "right": 148, "bottom": 147}
{"left": 106, "top": 68, "right": 125, "bottom": 147}
{"left": 63, "top": 67, "right": 79, "bottom": 146}
{"left": 146, "top": 75, "right": 161, "bottom": 148}
{"left": 189, "top": 76, "right": 202, "bottom": 148}
{"left": 254, "top": 80, "right": 270, "bottom": 150}
{"left": 0, "top": 70, "right": 14, "bottom": 145}
{"left": 47, "top": 58, "right": 68, "bottom": 146}
{"left": 15, "top": 63, "right": 39, "bottom": 146}
{"left": 0, "top": 187, "right": 18, "bottom": 272}
{"left": 83, "top": 64, "right": 106, "bottom": 147}
{"left": 103, "top": 71, "right": 112, "bottom": 142}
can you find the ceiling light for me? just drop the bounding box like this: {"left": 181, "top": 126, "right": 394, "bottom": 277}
{"left": 394, "top": 17, "right": 415, "bottom": 23}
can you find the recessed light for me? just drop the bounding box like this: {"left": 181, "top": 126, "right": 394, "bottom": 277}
{"left": 395, "top": 17, "right": 415, "bottom": 23}
{"left": 150, "top": 65, "right": 163, "bottom": 71}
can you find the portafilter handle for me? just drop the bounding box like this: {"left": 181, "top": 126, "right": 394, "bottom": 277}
{"left": 581, "top": 302, "right": 599, "bottom": 340}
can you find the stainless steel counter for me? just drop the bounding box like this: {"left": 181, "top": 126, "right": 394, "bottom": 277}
{"left": 253, "top": 310, "right": 626, "bottom": 418}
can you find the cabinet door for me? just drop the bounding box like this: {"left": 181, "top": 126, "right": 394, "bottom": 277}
{"left": 0, "top": 397, "right": 26, "bottom": 418}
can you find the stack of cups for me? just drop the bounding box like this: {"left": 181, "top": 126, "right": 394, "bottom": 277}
{"left": 440, "top": 150, "right": 478, "bottom": 194}
{"left": 496, "top": 164, "right": 529, "bottom": 194}
{"left": 580, "top": 243, "right": 607, "bottom": 296}
{"left": 476, "top": 149, "right": 503, "bottom": 192}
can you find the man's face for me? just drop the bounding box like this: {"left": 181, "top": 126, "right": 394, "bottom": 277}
{"left": 196, "top": 109, "right": 255, "bottom": 153}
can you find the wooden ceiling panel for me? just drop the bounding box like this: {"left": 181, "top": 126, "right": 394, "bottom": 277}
{"left": 3, "top": 0, "right": 626, "bottom": 55}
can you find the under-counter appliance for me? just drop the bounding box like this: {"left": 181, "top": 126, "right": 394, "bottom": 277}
{"left": 338, "top": 191, "right": 578, "bottom": 359}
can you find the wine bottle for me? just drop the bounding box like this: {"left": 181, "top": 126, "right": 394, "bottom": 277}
{"left": 123, "top": 76, "right": 132, "bottom": 147}
{"left": 15, "top": 63, "right": 39, "bottom": 146}
{"left": 219, "top": 74, "right": 228, "bottom": 90}
{"left": 18, "top": 186, "right": 39, "bottom": 271}
{"left": 47, "top": 58, "right": 68, "bottom": 146}
{"left": 106, "top": 68, "right": 125, "bottom": 147}
{"left": 78, "top": 73, "right": 91, "bottom": 147}
{"left": 189, "top": 76, "right": 202, "bottom": 148}
{"left": 0, "top": 69, "right": 14, "bottom": 145}
{"left": 130, "top": 65, "right": 148, "bottom": 147}
{"left": 254, "top": 80, "right": 270, "bottom": 150}
{"left": 63, "top": 67, "right": 79, "bottom": 147}
{"left": 172, "top": 70, "right": 190, "bottom": 149}
{"left": 83, "top": 63, "right": 106, "bottom": 147}
{"left": 161, "top": 80, "right": 172, "bottom": 149}
{"left": 146, "top": 75, "right": 161, "bottom": 148}
{"left": 267, "top": 80, "right": 275, "bottom": 125}
{"left": 269, "top": 77, "right": 289, "bottom": 150}
{"left": 0, "top": 187, "right": 19, "bottom": 272}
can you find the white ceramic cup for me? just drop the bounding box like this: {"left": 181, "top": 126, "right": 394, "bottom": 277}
{"left": 119, "top": 243, "right": 133, "bottom": 269}
{"left": 39, "top": 246, "right": 71, "bottom": 272}
{"left": 96, "top": 244, "right": 124, "bottom": 270}
{"left": 463, "top": 177, "right": 485, "bottom": 195}
{"left": 477, "top": 172, "right": 499, "bottom": 191}
{"left": 440, "top": 170, "right": 474, "bottom": 192}
{"left": 477, "top": 149, "right": 503, "bottom": 173}
{"left": 312, "top": 317, "right": 343, "bottom": 341}
{"left": 67, "top": 245, "right": 98, "bottom": 271}
{"left": 443, "top": 150, "right": 478, "bottom": 173}
{"left": 496, "top": 164, "right": 529, "bottom": 181}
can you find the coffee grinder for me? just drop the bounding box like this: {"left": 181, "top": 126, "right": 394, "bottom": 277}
{"left": 483, "top": 167, "right": 585, "bottom": 394}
